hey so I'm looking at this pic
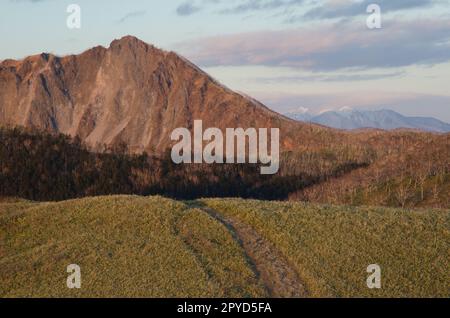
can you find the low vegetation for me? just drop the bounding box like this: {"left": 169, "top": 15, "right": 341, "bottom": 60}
{"left": 290, "top": 131, "right": 449, "bottom": 209}
{"left": 0, "top": 196, "right": 266, "bottom": 297}
{"left": 203, "top": 198, "right": 450, "bottom": 298}
{"left": 1, "top": 196, "right": 448, "bottom": 298}
{"left": 0, "top": 127, "right": 371, "bottom": 202}
{"left": 1, "top": 127, "right": 448, "bottom": 209}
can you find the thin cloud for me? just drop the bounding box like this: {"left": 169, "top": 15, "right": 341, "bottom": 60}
{"left": 256, "top": 71, "right": 405, "bottom": 83}
{"left": 219, "top": 0, "right": 305, "bottom": 15}
{"left": 176, "top": 2, "right": 202, "bottom": 16}
{"left": 177, "top": 19, "right": 450, "bottom": 71}
{"left": 175, "top": 0, "right": 437, "bottom": 19}
{"left": 117, "top": 10, "right": 147, "bottom": 24}
{"left": 10, "top": 0, "right": 50, "bottom": 2}
{"left": 303, "top": 0, "right": 435, "bottom": 20}
{"left": 175, "top": 0, "right": 306, "bottom": 16}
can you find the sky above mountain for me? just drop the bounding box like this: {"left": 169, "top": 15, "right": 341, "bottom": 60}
{"left": 1, "top": 0, "right": 449, "bottom": 121}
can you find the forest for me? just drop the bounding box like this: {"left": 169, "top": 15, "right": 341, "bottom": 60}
{"left": 0, "top": 127, "right": 448, "bottom": 208}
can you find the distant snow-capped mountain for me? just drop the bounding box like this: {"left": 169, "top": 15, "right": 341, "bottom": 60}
{"left": 285, "top": 108, "right": 450, "bottom": 132}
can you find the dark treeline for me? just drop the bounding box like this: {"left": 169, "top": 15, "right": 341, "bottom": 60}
{"left": 0, "top": 127, "right": 370, "bottom": 202}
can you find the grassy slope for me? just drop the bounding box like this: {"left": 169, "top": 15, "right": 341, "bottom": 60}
{"left": 203, "top": 199, "right": 450, "bottom": 298}
{"left": 0, "top": 196, "right": 264, "bottom": 297}
{"left": 1, "top": 196, "right": 448, "bottom": 298}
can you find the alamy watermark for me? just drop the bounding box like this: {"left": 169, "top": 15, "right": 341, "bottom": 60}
{"left": 367, "top": 264, "right": 382, "bottom": 289}
{"left": 171, "top": 120, "right": 280, "bottom": 175}
{"left": 67, "top": 264, "right": 81, "bottom": 289}
{"left": 366, "top": 4, "right": 382, "bottom": 29}
{"left": 66, "top": 4, "right": 81, "bottom": 29}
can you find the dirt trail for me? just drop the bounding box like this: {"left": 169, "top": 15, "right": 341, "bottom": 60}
{"left": 195, "top": 204, "right": 307, "bottom": 298}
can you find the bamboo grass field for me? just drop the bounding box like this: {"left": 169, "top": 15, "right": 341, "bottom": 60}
{"left": 1, "top": 195, "right": 448, "bottom": 298}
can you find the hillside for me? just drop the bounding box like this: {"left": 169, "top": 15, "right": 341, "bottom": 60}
{"left": 0, "top": 36, "right": 324, "bottom": 154}
{"left": 1, "top": 196, "right": 448, "bottom": 298}
{"left": 1, "top": 127, "right": 448, "bottom": 208}
{"left": 289, "top": 131, "right": 450, "bottom": 209}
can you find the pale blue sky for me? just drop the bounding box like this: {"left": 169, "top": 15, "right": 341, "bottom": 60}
{"left": 1, "top": 0, "right": 449, "bottom": 121}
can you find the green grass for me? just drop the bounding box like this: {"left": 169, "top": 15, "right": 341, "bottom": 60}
{"left": 1, "top": 195, "right": 448, "bottom": 298}
{"left": 0, "top": 196, "right": 264, "bottom": 297}
{"left": 202, "top": 199, "right": 449, "bottom": 298}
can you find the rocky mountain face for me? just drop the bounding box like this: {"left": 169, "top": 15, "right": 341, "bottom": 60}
{"left": 0, "top": 36, "right": 312, "bottom": 155}
{"left": 285, "top": 108, "right": 450, "bottom": 133}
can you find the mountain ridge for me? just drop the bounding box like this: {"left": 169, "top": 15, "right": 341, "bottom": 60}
{"left": 285, "top": 108, "right": 450, "bottom": 133}
{"left": 0, "top": 35, "right": 313, "bottom": 155}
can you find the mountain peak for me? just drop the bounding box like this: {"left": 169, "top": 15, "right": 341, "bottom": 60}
{"left": 338, "top": 106, "right": 354, "bottom": 113}
{"left": 110, "top": 35, "right": 143, "bottom": 46}
{"left": 285, "top": 108, "right": 450, "bottom": 132}
{"left": 0, "top": 36, "right": 304, "bottom": 154}
{"left": 109, "top": 35, "right": 158, "bottom": 52}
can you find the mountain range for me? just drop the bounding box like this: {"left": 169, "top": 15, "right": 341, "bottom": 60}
{"left": 0, "top": 36, "right": 448, "bottom": 209}
{"left": 285, "top": 108, "right": 450, "bottom": 133}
